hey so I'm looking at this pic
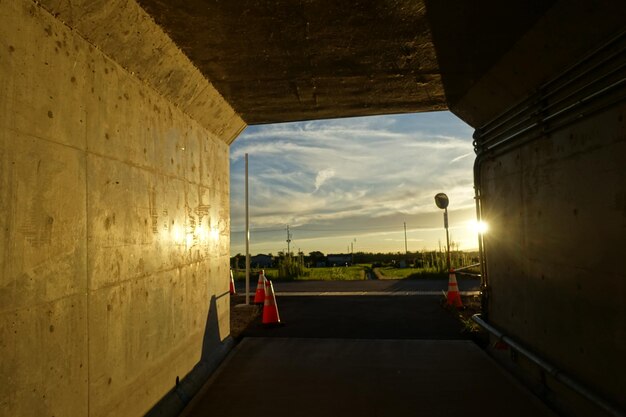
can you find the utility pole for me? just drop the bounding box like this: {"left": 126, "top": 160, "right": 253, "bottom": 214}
{"left": 286, "top": 225, "right": 292, "bottom": 256}
{"left": 444, "top": 208, "right": 451, "bottom": 271}
{"left": 351, "top": 241, "right": 354, "bottom": 265}
{"left": 404, "top": 222, "right": 408, "bottom": 257}
{"left": 245, "top": 153, "right": 250, "bottom": 305}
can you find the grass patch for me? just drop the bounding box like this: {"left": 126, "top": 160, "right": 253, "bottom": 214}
{"left": 233, "top": 268, "right": 274, "bottom": 281}
{"left": 376, "top": 267, "right": 448, "bottom": 280}
{"left": 301, "top": 266, "right": 365, "bottom": 281}
{"left": 440, "top": 294, "right": 489, "bottom": 347}
{"left": 233, "top": 266, "right": 365, "bottom": 281}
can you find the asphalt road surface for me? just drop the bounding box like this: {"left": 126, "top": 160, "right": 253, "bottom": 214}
{"left": 235, "top": 277, "right": 479, "bottom": 340}
{"left": 179, "top": 278, "right": 557, "bottom": 417}
{"left": 183, "top": 338, "right": 557, "bottom": 417}
{"left": 236, "top": 276, "right": 481, "bottom": 294}
{"left": 240, "top": 294, "right": 470, "bottom": 339}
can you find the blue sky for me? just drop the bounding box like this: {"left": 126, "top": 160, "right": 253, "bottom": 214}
{"left": 229, "top": 111, "right": 478, "bottom": 256}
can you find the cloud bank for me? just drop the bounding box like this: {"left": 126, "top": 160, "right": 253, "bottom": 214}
{"left": 230, "top": 112, "right": 478, "bottom": 254}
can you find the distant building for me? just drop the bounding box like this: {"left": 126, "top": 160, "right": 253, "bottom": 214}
{"left": 327, "top": 254, "right": 351, "bottom": 266}
{"left": 250, "top": 254, "right": 273, "bottom": 268}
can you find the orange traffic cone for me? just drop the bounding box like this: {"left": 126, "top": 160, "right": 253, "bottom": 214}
{"left": 446, "top": 268, "right": 463, "bottom": 308}
{"left": 253, "top": 270, "right": 266, "bottom": 304}
{"left": 229, "top": 269, "right": 236, "bottom": 295}
{"left": 262, "top": 279, "right": 281, "bottom": 326}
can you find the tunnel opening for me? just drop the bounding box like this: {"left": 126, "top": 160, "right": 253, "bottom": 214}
{"left": 225, "top": 111, "right": 480, "bottom": 337}
{"left": 226, "top": 110, "right": 485, "bottom": 342}
{"left": 3, "top": 1, "right": 624, "bottom": 416}
{"left": 229, "top": 111, "right": 478, "bottom": 258}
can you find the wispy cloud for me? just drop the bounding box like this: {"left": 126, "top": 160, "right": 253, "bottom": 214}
{"left": 314, "top": 168, "right": 335, "bottom": 191}
{"left": 230, "top": 112, "right": 477, "bottom": 254}
{"left": 451, "top": 152, "right": 474, "bottom": 163}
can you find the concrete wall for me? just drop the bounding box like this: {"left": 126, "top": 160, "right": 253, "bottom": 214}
{"left": 0, "top": 1, "right": 243, "bottom": 416}
{"left": 480, "top": 103, "right": 626, "bottom": 414}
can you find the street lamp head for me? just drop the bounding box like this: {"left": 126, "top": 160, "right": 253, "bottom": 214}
{"left": 434, "top": 193, "right": 449, "bottom": 209}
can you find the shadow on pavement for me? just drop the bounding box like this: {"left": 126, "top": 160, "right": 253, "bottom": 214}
{"left": 239, "top": 295, "right": 469, "bottom": 340}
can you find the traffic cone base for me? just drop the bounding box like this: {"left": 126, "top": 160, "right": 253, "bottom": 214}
{"left": 446, "top": 268, "right": 463, "bottom": 308}
{"left": 254, "top": 270, "right": 266, "bottom": 304}
{"left": 262, "top": 279, "right": 282, "bottom": 326}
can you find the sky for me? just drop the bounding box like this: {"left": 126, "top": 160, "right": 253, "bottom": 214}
{"left": 229, "top": 111, "right": 480, "bottom": 256}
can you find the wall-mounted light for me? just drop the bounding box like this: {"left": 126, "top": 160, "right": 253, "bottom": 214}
{"left": 172, "top": 224, "right": 184, "bottom": 245}
{"left": 196, "top": 223, "right": 209, "bottom": 243}
{"left": 468, "top": 219, "right": 489, "bottom": 235}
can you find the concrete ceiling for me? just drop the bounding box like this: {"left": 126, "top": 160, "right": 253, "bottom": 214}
{"left": 136, "top": 0, "right": 623, "bottom": 127}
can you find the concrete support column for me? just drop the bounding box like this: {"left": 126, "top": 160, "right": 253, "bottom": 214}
{"left": 0, "top": 1, "right": 245, "bottom": 416}
{"left": 474, "top": 32, "right": 626, "bottom": 415}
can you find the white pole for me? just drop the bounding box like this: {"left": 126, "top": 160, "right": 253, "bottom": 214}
{"left": 404, "top": 222, "right": 408, "bottom": 255}
{"left": 245, "top": 153, "right": 250, "bottom": 305}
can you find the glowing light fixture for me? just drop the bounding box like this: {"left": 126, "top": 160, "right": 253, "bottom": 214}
{"left": 196, "top": 224, "right": 209, "bottom": 242}
{"left": 468, "top": 220, "right": 488, "bottom": 234}
{"left": 210, "top": 227, "right": 219, "bottom": 241}
{"left": 172, "top": 224, "right": 184, "bottom": 244}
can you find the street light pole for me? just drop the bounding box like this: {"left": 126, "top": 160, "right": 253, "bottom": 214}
{"left": 435, "top": 193, "right": 451, "bottom": 272}
{"left": 404, "top": 221, "right": 408, "bottom": 260}
{"left": 443, "top": 207, "right": 451, "bottom": 272}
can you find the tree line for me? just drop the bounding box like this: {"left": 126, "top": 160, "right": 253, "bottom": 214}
{"left": 231, "top": 249, "right": 479, "bottom": 271}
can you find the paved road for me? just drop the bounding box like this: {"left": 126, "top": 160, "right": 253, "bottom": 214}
{"left": 180, "top": 279, "right": 557, "bottom": 417}
{"left": 234, "top": 278, "right": 479, "bottom": 339}
{"left": 239, "top": 295, "right": 469, "bottom": 339}
{"left": 182, "top": 338, "right": 557, "bottom": 417}
{"left": 235, "top": 276, "right": 480, "bottom": 294}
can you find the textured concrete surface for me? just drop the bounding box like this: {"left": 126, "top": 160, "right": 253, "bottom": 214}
{"left": 182, "top": 338, "right": 558, "bottom": 417}
{"left": 2, "top": 1, "right": 625, "bottom": 417}
{"left": 136, "top": 0, "right": 447, "bottom": 124}
{"left": 480, "top": 104, "right": 626, "bottom": 412}
{"left": 132, "top": 1, "right": 625, "bottom": 127}
{"left": 0, "top": 1, "right": 233, "bottom": 416}
{"left": 447, "top": 1, "right": 626, "bottom": 127}
{"left": 36, "top": 0, "right": 245, "bottom": 144}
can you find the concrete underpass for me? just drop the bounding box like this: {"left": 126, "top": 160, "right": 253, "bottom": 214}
{"left": 1, "top": 1, "right": 624, "bottom": 417}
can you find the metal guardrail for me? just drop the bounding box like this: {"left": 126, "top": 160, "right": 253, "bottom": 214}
{"left": 454, "top": 263, "right": 480, "bottom": 272}
{"left": 454, "top": 263, "right": 482, "bottom": 279}
{"left": 455, "top": 271, "right": 481, "bottom": 279}
{"left": 471, "top": 314, "right": 625, "bottom": 417}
